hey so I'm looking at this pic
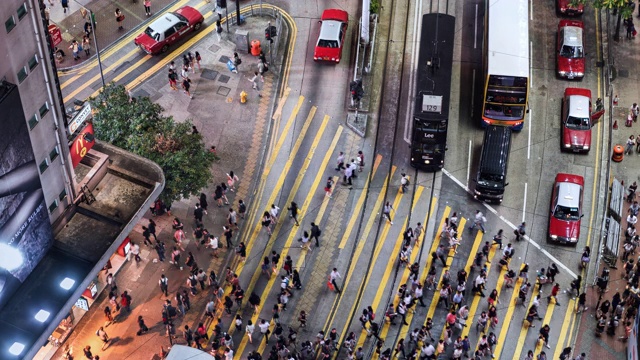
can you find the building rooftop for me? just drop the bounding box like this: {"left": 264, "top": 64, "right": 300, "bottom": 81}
{"left": 0, "top": 141, "right": 164, "bottom": 360}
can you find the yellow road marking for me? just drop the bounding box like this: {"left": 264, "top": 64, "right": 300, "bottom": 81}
{"left": 204, "top": 106, "right": 318, "bottom": 338}
{"left": 271, "top": 87, "right": 291, "bottom": 121}
{"left": 533, "top": 298, "right": 559, "bottom": 358}
{"left": 339, "top": 154, "right": 383, "bottom": 249}
{"left": 264, "top": 96, "right": 305, "bottom": 175}
{"left": 353, "top": 190, "right": 429, "bottom": 351}
{"left": 509, "top": 284, "right": 540, "bottom": 359}
{"left": 233, "top": 119, "right": 337, "bottom": 355}
{"left": 370, "top": 195, "right": 437, "bottom": 349}
{"left": 552, "top": 299, "right": 576, "bottom": 359}
{"left": 320, "top": 163, "right": 392, "bottom": 334}
{"left": 460, "top": 240, "right": 497, "bottom": 338}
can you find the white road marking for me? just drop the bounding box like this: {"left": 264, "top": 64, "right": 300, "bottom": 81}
{"left": 467, "top": 140, "right": 472, "bottom": 187}
{"left": 442, "top": 168, "right": 578, "bottom": 279}
{"left": 529, "top": 41, "right": 533, "bottom": 89}
{"left": 471, "top": 68, "right": 476, "bottom": 115}
{"left": 523, "top": 182, "right": 528, "bottom": 222}
{"left": 528, "top": 108, "right": 532, "bottom": 159}
{"left": 530, "top": 0, "right": 533, "bottom": 21}
{"left": 474, "top": 3, "right": 478, "bottom": 49}
{"left": 403, "top": 0, "right": 423, "bottom": 144}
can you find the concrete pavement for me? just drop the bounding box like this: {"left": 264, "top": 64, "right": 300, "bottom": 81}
{"left": 47, "top": 0, "right": 177, "bottom": 69}
{"left": 48, "top": 11, "right": 284, "bottom": 359}
{"left": 572, "top": 9, "right": 640, "bottom": 360}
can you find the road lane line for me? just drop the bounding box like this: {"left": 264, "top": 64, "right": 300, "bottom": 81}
{"left": 523, "top": 182, "right": 528, "bottom": 222}
{"left": 493, "top": 277, "right": 527, "bottom": 358}
{"left": 353, "top": 191, "right": 429, "bottom": 350}
{"left": 338, "top": 154, "right": 383, "bottom": 249}
{"left": 271, "top": 87, "right": 291, "bottom": 121}
{"left": 467, "top": 140, "right": 472, "bottom": 187}
{"left": 471, "top": 68, "right": 476, "bottom": 115}
{"left": 474, "top": 3, "right": 478, "bottom": 49}
{"left": 264, "top": 96, "right": 305, "bottom": 175}
{"left": 470, "top": 266, "right": 507, "bottom": 352}
{"left": 441, "top": 169, "right": 578, "bottom": 279}
{"left": 528, "top": 108, "right": 532, "bottom": 159}
{"left": 233, "top": 120, "right": 338, "bottom": 355}
{"left": 460, "top": 240, "right": 498, "bottom": 338}
{"left": 321, "top": 165, "right": 395, "bottom": 335}
{"left": 552, "top": 299, "right": 576, "bottom": 359}
{"left": 533, "top": 299, "right": 559, "bottom": 358}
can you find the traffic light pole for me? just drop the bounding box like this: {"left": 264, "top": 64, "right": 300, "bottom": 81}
{"left": 235, "top": 0, "right": 241, "bottom": 26}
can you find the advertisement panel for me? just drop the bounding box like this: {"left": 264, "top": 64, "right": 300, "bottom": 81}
{"left": 0, "top": 83, "right": 54, "bottom": 310}
{"left": 48, "top": 24, "right": 62, "bottom": 48}
{"left": 70, "top": 123, "right": 95, "bottom": 168}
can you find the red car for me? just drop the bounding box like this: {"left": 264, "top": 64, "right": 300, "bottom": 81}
{"left": 557, "top": 0, "right": 584, "bottom": 16}
{"left": 561, "top": 87, "right": 599, "bottom": 152}
{"left": 548, "top": 173, "right": 584, "bottom": 244}
{"left": 313, "top": 9, "right": 349, "bottom": 63}
{"left": 557, "top": 20, "right": 585, "bottom": 80}
{"left": 134, "top": 6, "right": 204, "bottom": 54}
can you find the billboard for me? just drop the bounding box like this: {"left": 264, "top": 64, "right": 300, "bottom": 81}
{"left": 69, "top": 122, "right": 95, "bottom": 168}
{"left": 0, "top": 83, "right": 54, "bottom": 310}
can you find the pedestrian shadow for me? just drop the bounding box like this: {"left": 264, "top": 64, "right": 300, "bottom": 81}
{"left": 107, "top": 336, "right": 134, "bottom": 347}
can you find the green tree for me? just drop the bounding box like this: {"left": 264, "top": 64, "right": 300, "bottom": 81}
{"left": 89, "top": 83, "right": 215, "bottom": 205}
{"left": 589, "top": 0, "right": 634, "bottom": 41}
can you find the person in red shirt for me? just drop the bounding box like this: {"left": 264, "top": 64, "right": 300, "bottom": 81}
{"left": 547, "top": 283, "right": 561, "bottom": 306}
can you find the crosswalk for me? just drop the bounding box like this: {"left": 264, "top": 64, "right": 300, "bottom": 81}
{"left": 197, "top": 93, "right": 581, "bottom": 360}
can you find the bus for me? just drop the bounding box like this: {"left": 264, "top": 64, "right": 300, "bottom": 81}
{"left": 410, "top": 13, "right": 455, "bottom": 172}
{"left": 481, "top": 0, "right": 530, "bottom": 130}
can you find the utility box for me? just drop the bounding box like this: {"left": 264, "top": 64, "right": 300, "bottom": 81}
{"left": 235, "top": 29, "right": 250, "bottom": 53}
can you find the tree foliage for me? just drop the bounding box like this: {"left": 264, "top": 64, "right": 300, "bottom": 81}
{"left": 89, "top": 83, "right": 215, "bottom": 205}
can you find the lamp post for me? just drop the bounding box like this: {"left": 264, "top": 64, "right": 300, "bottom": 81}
{"left": 74, "top": 0, "right": 105, "bottom": 88}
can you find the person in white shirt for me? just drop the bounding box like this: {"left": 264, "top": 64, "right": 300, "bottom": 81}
{"left": 469, "top": 210, "right": 486, "bottom": 232}
{"left": 270, "top": 204, "right": 280, "bottom": 221}
{"left": 246, "top": 320, "right": 255, "bottom": 344}
{"left": 330, "top": 268, "right": 342, "bottom": 293}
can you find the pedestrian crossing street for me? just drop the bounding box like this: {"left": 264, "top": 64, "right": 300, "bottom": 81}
{"left": 202, "top": 94, "right": 580, "bottom": 360}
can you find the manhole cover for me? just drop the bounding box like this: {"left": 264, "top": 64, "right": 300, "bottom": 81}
{"left": 208, "top": 44, "right": 221, "bottom": 53}
{"left": 217, "top": 86, "right": 230, "bottom": 96}
{"left": 219, "top": 55, "right": 230, "bottom": 63}
{"left": 618, "top": 69, "right": 629, "bottom": 78}
{"left": 201, "top": 69, "right": 218, "bottom": 80}
{"left": 218, "top": 74, "right": 230, "bottom": 83}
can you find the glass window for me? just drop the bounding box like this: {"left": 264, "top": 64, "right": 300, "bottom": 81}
{"left": 59, "top": 188, "right": 67, "bottom": 201}
{"left": 39, "top": 102, "right": 49, "bottom": 117}
{"left": 28, "top": 54, "right": 38, "bottom": 70}
{"left": 48, "top": 200, "right": 58, "bottom": 213}
{"left": 28, "top": 114, "right": 38, "bottom": 130}
{"left": 39, "top": 158, "right": 49, "bottom": 174}
{"left": 5, "top": 16, "right": 16, "bottom": 33}
{"left": 17, "top": 67, "right": 27, "bottom": 83}
{"left": 49, "top": 147, "right": 59, "bottom": 162}
{"left": 17, "top": 4, "right": 27, "bottom": 20}
{"left": 165, "top": 27, "right": 176, "bottom": 37}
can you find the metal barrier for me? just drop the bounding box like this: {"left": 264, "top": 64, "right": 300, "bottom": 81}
{"left": 609, "top": 178, "right": 625, "bottom": 222}
{"left": 602, "top": 216, "right": 620, "bottom": 269}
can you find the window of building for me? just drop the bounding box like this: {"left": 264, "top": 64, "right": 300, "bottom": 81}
{"left": 59, "top": 188, "right": 67, "bottom": 202}
{"left": 17, "top": 4, "right": 28, "bottom": 20}
{"left": 17, "top": 67, "right": 27, "bottom": 83}
{"left": 28, "top": 54, "right": 38, "bottom": 70}
{"left": 49, "top": 146, "right": 59, "bottom": 162}
{"left": 39, "top": 158, "right": 49, "bottom": 174}
{"left": 48, "top": 199, "right": 58, "bottom": 213}
{"left": 39, "top": 102, "right": 49, "bottom": 117}
{"left": 5, "top": 16, "right": 16, "bottom": 33}
{"left": 28, "top": 114, "right": 38, "bottom": 130}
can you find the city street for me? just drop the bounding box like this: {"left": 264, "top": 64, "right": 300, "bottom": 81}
{"left": 52, "top": 0, "right": 632, "bottom": 359}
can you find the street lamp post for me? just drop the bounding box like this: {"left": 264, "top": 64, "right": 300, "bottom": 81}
{"left": 74, "top": 1, "right": 105, "bottom": 88}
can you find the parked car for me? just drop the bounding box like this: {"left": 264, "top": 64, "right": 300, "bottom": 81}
{"left": 313, "top": 9, "right": 349, "bottom": 63}
{"left": 557, "top": 19, "right": 585, "bottom": 80}
{"left": 548, "top": 173, "right": 584, "bottom": 244}
{"left": 557, "top": 0, "right": 584, "bottom": 16}
{"left": 134, "top": 6, "right": 204, "bottom": 55}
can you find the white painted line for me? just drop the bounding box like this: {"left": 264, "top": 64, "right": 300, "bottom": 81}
{"left": 467, "top": 140, "right": 472, "bottom": 187}
{"left": 471, "top": 68, "right": 476, "bottom": 115}
{"left": 530, "top": 0, "right": 533, "bottom": 21}
{"left": 527, "top": 108, "right": 532, "bottom": 159}
{"left": 474, "top": 3, "right": 478, "bottom": 49}
{"left": 442, "top": 168, "right": 578, "bottom": 279}
{"left": 403, "top": 0, "right": 422, "bottom": 145}
{"left": 529, "top": 41, "right": 533, "bottom": 89}
{"left": 523, "top": 182, "right": 528, "bottom": 222}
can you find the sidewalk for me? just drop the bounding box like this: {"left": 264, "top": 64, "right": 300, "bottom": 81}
{"left": 572, "top": 10, "right": 640, "bottom": 360}
{"left": 47, "top": 0, "right": 177, "bottom": 69}
{"left": 49, "top": 12, "right": 282, "bottom": 359}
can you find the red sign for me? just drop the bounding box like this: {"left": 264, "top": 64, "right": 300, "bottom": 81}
{"left": 70, "top": 123, "right": 95, "bottom": 168}
{"left": 48, "top": 24, "right": 62, "bottom": 48}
